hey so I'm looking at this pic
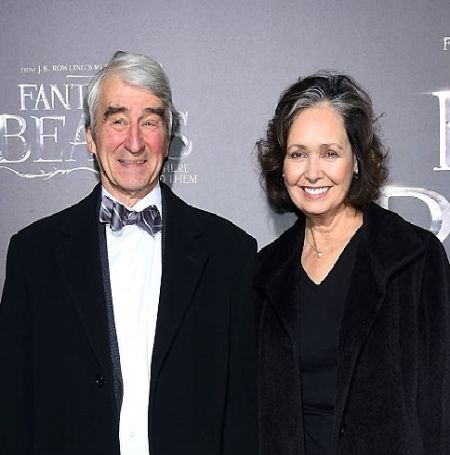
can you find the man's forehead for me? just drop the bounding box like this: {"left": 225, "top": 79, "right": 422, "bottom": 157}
{"left": 99, "top": 74, "right": 164, "bottom": 109}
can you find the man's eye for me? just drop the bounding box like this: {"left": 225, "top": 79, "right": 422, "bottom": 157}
{"left": 110, "top": 118, "right": 125, "bottom": 126}
{"left": 143, "top": 118, "right": 161, "bottom": 129}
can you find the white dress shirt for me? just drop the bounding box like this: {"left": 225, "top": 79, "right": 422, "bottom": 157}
{"left": 103, "top": 184, "right": 162, "bottom": 455}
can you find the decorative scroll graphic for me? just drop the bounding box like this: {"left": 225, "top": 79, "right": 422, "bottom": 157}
{"left": 0, "top": 166, "right": 97, "bottom": 180}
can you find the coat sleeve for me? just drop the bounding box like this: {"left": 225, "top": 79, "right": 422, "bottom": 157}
{"left": 417, "top": 235, "right": 450, "bottom": 453}
{"left": 221, "top": 236, "right": 258, "bottom": 455}
{"left": 0, "top": 234, "right": 33, "bottom": 454}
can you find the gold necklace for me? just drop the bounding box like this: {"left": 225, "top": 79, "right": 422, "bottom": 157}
{"left": 305, "top": 232, "right": 331, "bottom": 258}
{"left": 305, "top": 209, "right": 361, "bottom": 259}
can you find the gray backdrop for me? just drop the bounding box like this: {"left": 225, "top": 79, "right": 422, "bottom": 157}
{"left": 1, "top": 0, "right": 449, "bottom": 286}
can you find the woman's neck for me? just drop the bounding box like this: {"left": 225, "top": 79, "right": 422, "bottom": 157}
{"left": 305, "top": 206, "right": 363, "bottom": 258}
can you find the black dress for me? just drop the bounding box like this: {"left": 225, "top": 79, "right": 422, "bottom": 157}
{"left": 297, "top": 230, "right": 361, "bottom": 454}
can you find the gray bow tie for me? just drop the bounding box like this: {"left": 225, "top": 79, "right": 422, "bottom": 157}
{"left": 99, "top": 195, "right": 162, "bottom": 236}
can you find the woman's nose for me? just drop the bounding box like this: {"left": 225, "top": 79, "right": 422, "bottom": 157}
{"left": 303, "top": 156, "right": 322, "bottom": 182}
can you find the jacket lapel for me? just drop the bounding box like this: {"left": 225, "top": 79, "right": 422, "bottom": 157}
{"left": 255, "top": 218, "right": 305, "bottom": 347}
{"left": 150, "top": 184, "right": 208, "bottom": 385}
{"left": 332, "top": 203, "right": 425, "bottom": 442}
{"left": 55, "top": 186, "right": 112, "bottom": 373}
{"left": 332, "top": 237, "right": 386, "bottom": 442}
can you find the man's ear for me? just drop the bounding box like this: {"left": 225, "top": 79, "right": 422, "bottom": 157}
{"left": 86, "top": 128, "right": 96, "bottom": 155}
{"left": 164, "top": 140, "right": 170, "bottom": 159}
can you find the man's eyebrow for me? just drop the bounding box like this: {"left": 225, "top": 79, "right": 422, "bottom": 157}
{"left": 102, "top": 106, "right": 165, "bottom": 121}
{"left": 144, "top": 107, "right": 165, "bottom": 117}
{"left": 103, "top": 106, "right": 127, "bottom": 120}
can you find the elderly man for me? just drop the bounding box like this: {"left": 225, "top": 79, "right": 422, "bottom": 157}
{"left": 0, "top": 51, "right": 257, "bottom": 455}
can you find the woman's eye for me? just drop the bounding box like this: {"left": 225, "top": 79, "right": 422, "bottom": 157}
{"left": 287, "top": 151, "right": 306, "bottom": 159}
{"left": 324, "top": 150, "right": 339, "bottom": 158}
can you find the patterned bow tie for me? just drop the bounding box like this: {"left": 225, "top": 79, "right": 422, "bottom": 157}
{"left": 99, "top": 195, "right": 162, "bottom": 236}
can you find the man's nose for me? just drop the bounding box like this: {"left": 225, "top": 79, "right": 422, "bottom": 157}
{"left": 124, "top": 124, "right": 145, "bottom": 153}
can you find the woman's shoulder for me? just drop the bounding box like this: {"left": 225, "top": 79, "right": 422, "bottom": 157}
{"left": 364, "top": 203, "right": 439, "bottom": 246}
{"left": 255, "top": 217, "right": 304, "bottom": 286}
{"left": 258, "top": 218, "right": 304, "bottom": 258}
{"left": 363, "top": 202, "right": 448, "bottom": 271}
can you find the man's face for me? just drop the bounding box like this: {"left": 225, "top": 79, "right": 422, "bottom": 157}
{"left": 86, "top": 73, "right": 169, "bottom": 207}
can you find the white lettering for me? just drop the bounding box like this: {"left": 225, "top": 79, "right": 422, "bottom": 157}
{"left": 18, "top": 84, "right": 38, "bottom": 111}
{"left": 444, "top": 37, "right": 450, "bottom": 51}
{"left": 0, "top": 115, "right": 30, "bottom": 163}
{"left": 32, "top": 116, "right": 66, "bottom": 162}
{"left": 380, "top": 186, "right": 450, "bottom": 242}
{"left": 431, "top": 90, "right": 450, "bottom": 171}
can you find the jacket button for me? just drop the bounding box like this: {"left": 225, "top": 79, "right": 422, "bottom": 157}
{"left": 95, "top": 374, "right": 105, "bottom": 388}
{"left": 340, "top": 424, "right": 345, "bottom": 436}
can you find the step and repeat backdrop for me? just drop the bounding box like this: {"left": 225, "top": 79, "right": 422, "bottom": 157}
{"left": 1, "top": 0, "right": 449, "bottom": 284}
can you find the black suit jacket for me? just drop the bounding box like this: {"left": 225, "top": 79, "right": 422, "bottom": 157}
{"left": 255, "top": 203, "right": 450, "bottom": 455}
{"left": 0, "top": 183, "right": 257, "bottom": 455}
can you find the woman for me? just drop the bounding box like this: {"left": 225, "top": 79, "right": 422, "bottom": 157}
{"left": 255, "top": 72, "right": 450, "bottom": 455}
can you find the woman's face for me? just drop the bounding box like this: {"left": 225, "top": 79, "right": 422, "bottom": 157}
{"left": 283, "top": 102, "right": 357, "bottom": 220}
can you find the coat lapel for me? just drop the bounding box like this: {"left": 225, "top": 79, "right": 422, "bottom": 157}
{"left": 332, "top": 203, "right": 425, "bottom": 442}
{"left": 150, "top": 184, "right": 208, "bottom": 385}
{"left": 55, "top": 186, "right": 112, "bottom": 373}
{"left": 332, "top": 237, "right": 386, "bottom": 442}
{"left": 255, "top": 218, "right": 305, "bottom": 346}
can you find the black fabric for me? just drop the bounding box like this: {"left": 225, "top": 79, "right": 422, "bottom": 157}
{"left": 297, "top": 230, "right": 361, "bottom": 455}
{"left": 97, "top": 219, "right": 123, "bottom": 418}
{"left": 255, "top": 203, "right": 450, "bottom": 455}
{"left": 0, "top": 183, "right": 258, "bottom": 455}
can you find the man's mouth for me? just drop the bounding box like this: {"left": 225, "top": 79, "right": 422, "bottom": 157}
{"left": 118, "top": 159, "right": 146, "bottom": 165}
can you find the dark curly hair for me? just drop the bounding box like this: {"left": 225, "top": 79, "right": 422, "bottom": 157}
{"left": 256, "top": 71, "right": 388, "bottom": 212}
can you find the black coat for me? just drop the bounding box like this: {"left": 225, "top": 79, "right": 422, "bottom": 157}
{"left": 0, "top": 183, "right": 257, "bottom": 455}
{"left": 255, "top": 203, "right": 450, "bottom": 455}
